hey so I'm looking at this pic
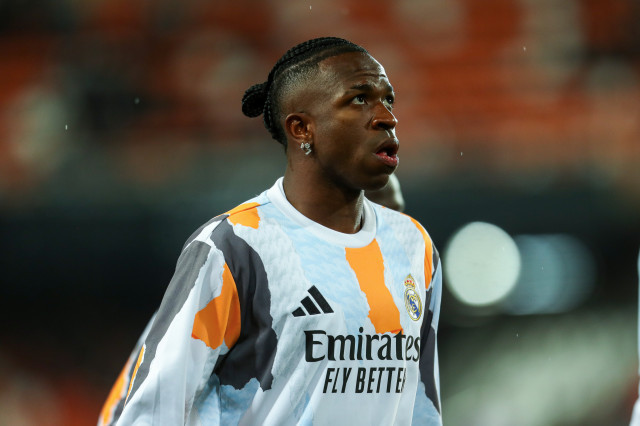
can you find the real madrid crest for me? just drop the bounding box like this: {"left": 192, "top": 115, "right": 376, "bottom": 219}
{"left": 404, "top": 274, "right": 422, "bottom": 321}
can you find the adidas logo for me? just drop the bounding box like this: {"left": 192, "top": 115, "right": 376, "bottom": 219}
{"left": 292, "top": 286, "right": 334, "bottom": 317}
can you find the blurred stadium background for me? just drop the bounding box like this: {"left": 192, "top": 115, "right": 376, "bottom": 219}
{"left": 1, "top": 0, "right": 639, "bottom": 424}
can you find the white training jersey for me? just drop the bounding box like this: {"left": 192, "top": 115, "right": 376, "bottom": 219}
{"left": 99, "top": 177, "right": 442, "bottom": 426}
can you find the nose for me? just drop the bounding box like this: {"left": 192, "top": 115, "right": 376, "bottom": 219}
{"left": 371, "top": 102, "right": 398, "bottom": 131}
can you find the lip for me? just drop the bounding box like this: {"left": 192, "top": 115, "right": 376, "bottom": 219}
{"left": 374, "top": 138, "right": 400, "bottom": 168}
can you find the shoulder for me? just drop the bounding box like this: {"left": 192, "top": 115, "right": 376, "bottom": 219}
{"left": 182, "top": 193, "right": 271, "bottom": 251}
{"left": 371, "top": 203, "right": 441, "bottom": 284}
{"left": 371, "top": 202, "right": 433, "bottom": 239}
{"left": 372, "top": 202, "right": 439, "bottom": 257}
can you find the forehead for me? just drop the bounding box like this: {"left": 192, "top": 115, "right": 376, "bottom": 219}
{"left": 317, "top": 52, "right": 391, "bottom": 88}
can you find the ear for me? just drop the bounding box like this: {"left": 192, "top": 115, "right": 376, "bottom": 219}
{"left": 284, "top": 113, "right": 313, "bottom": 144}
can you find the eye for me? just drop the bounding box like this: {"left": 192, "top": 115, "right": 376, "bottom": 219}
{"left": 352, "top": 94, "right": 367, "bottom": 105}
{"left": 383, "top": 95, "right": 395, "bottom": 109}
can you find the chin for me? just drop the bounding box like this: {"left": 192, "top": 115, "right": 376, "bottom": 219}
{"left": 362, "top": 174, "right": 391, "bottom": 192}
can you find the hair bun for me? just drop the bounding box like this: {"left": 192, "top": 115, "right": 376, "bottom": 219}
{"left": 242, "top": 82, "right": 269, "bottom": 118}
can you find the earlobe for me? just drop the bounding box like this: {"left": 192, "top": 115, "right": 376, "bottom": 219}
{"left": 284, "top": 113, "right": 313, "bottom": 143}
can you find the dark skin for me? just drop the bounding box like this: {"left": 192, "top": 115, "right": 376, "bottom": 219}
{"left": 281, "top": 52, "right": 399, "bottom": 234}
{"left": 365, "top": 173, "right": 405, "bottom": 212}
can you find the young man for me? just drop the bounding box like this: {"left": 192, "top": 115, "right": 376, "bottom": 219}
{"left": 99, "top": 37, "right": 442, "bottom": 425}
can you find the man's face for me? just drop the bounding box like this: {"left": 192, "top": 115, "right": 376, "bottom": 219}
{"left": 304, "top": 52, "right": 399, "bottom": 192}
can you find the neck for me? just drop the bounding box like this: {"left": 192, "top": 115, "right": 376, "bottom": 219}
{"left": 282, "top": 168, "right": 365, "bottom": 234}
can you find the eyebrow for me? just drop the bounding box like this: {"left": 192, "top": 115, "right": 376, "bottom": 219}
{"left": 346, "top": 83, "right": 395, "bottom": 95}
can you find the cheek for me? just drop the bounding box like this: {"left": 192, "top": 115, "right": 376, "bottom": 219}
{"left": 313, "top": 108, "right": 368, "bottom": 160}
{"left": 323, "top": 122, "right": 362, "bottom": 154}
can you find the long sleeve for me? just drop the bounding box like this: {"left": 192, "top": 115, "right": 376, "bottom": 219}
{"left": 100, "top": 189, "right": 445, "bottom": 425}
{"left": 412, "top": 252, "right": 443, "bottom": 425}
{"left": 99, "top": 313, "right": 156, "bottom": 426}
{"left": 116, "top": 238, "right": 241, "bottom": 425}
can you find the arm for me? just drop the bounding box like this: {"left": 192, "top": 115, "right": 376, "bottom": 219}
{"left": 98, "top": 313, "right": 156, "bottom": 426}
{"left": 412, "top": 249, "right": 443, "bottom": 425}
{"left": 115, "top": 238, "right": 241, "bottom": 425}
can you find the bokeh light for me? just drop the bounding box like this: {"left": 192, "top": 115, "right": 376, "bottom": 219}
{"left": 500, "top": 234, "right": 596, "bottom": 315}
{"left": 444, "top": 221, "right": 521, "bottom": 307}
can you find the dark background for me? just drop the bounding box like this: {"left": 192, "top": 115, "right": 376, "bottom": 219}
{"left": 1, "top": 1, "right": 639, "bottom": 424}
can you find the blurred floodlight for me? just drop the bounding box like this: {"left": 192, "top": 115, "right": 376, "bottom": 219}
{"left": 444, "top": 222, "right": 520, "bottom": 306}
{"left": 500, "top": 234, "right": 595, "bottom": 315}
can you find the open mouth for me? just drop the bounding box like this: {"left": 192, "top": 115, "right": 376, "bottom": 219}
{"left": 375, "top": 140, "right": 399, "bottom": 167}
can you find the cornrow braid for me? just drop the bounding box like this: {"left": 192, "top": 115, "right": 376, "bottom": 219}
{"left": 242, "top": 37, "right": 369, "bottom": 147}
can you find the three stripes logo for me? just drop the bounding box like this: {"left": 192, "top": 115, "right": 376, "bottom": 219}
{"left": 292, "top": 286, "right": 334, "bottom": 317}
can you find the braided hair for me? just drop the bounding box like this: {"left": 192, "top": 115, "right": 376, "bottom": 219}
{"left": 241, "top": 37, "right": 369, "bottom": 148}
